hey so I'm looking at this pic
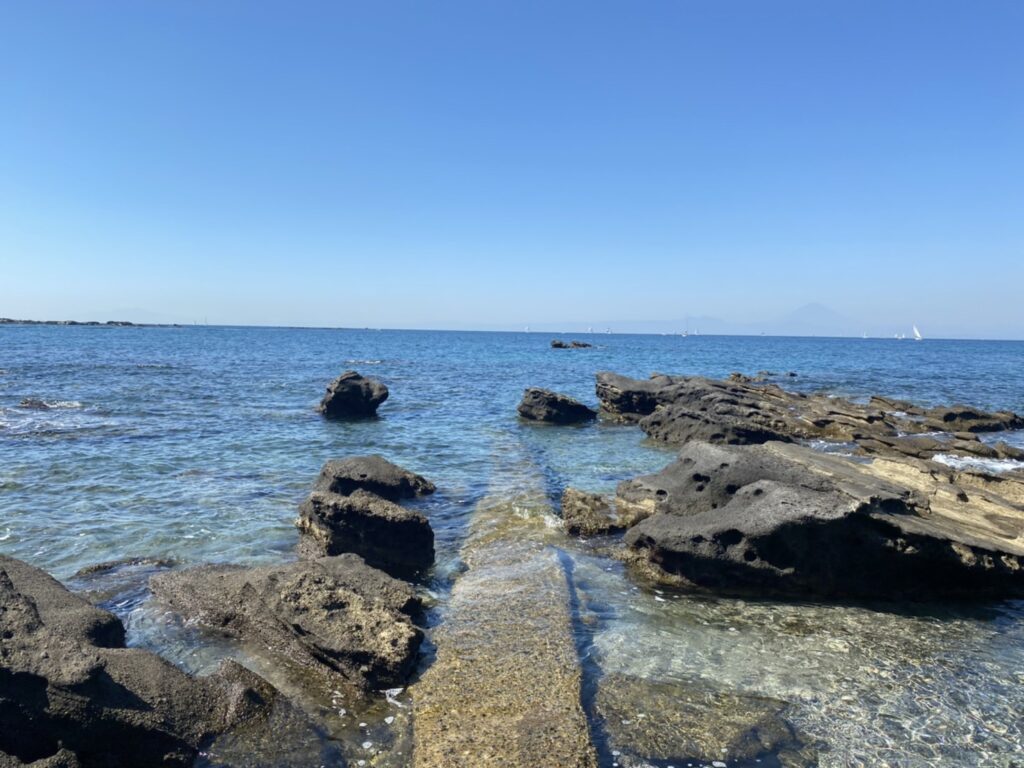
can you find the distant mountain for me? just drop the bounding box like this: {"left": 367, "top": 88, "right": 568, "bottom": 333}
{"left": 761, "top": 303, "right": 863, "bottom": 337}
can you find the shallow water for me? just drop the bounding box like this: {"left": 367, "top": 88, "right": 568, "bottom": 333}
{"left": 3, "top": 326, "right": 1024, "bottom": 765}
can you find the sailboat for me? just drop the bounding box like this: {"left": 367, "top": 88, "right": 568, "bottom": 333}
{"left": 913, "top": 325, "right": 923, "bottom": 341}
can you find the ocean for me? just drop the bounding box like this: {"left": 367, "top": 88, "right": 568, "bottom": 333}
{"left": 2, "top": 325, "right": 1024, "bottom": 766}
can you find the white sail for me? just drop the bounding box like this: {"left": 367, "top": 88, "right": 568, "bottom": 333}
{"left": 913, "top": 325, "right": 923, "bottom": 341}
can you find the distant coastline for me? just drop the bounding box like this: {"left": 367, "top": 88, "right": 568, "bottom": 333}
{"left": 0, "top": 318, "right": 181, "bottom": 328}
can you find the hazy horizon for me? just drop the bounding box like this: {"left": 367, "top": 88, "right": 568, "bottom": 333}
{"left": 2, "top": 2, "right": 1022, "bottom": 338}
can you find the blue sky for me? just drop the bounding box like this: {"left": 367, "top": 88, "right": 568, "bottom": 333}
{"left": 1, "top": 2, "right": 1022, "bottom": 337}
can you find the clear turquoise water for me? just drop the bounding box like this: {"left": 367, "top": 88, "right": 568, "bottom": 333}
{"left": 2, "top": 326, "right": 1024, "bottom": 766}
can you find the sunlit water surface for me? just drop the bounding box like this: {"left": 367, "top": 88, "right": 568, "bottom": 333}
{"left": 3, "top": 326, "right": 1024, "bottom": 766}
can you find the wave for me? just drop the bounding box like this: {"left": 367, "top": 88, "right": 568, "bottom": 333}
{"left": 345, "top": 359, "right": 383, "bottom": 365}
{"left": 933, "top": 453, "right": 1024, "bottom": 475}
{"left": 18, "top": 398, "right": 83, "bottom": 410}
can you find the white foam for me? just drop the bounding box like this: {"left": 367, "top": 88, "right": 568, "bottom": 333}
{"left": 44, "top": 400, "right": 83, "bottom": 409}
{"left": 933, "top": 454, "right": 1024, "bottom": 475}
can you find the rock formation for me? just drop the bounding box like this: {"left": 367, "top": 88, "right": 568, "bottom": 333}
{"left": 0, "top": 555, "right": 292, "bottom": 768}
{"left": 595, "top": 371, "right": 1024, "bottom": 446}
{"left": 560, "top": 488, "right": 651, "bottom": 536}
{"left": 150, "top": 554, "right": 422, "bottom": 695}
{"left": 318, "top": 370, "right": 389, "bottom": 418}
{"left": 619, "top": 440, "right": 1024, "bottom": 599}
{"left": 517, "top": 388, "right": 597, "bottom": 424}
{"left": 297, "top": 456, "right": 435, "bottom": 576}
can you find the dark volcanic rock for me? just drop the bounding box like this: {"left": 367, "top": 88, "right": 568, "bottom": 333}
{"left": 551, "top": 339, "right": 570, "bottom": 349}
{"left": 622, "top": 441, "right": 1024, "bottom": 599}
{"left": 151, "top": 554, "right": 422, "bottom": 694}
{"left": 318, "top": 370, "right": 388, "bottom": 418}
{"left": 595, "top": 371, "right": 1024, "bottom": 452}
{"left": 313, "top": 455, "right": 435, "bottom": 501}
{"left": 297, "top": 489, "right": 435, "bottom": 576}
{"left": 569, "top": 340, "right": 592, "bottom": 348}
{"left": 517, "top": 388, "right": 597, "bottom": 424}
{"left": 639, "top": 403, "right": 794, "bottom": 445}
{"left": 595, "top": 371, "right": 682, "bottom": 422}
{"left": 0, "top": 555, "right": 287, "bottom": 768}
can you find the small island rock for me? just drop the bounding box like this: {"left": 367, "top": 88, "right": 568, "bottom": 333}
{"left": 318, "top": 370, "right": 388, "bottom": 418}
{"left": 518, "top": 388, "right": 597, "bottom": 424}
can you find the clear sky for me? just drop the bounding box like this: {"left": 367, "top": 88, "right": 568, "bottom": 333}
{"left": 2, "top": 2, "right": 1022, "bottom": 337}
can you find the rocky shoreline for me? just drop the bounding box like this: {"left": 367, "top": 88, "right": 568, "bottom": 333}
{"left": 4, "top": 366, "right": 1024, "bottom": 766}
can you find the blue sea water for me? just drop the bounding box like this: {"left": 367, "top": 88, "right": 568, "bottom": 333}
{"left": 2, "top": 325, "right": 1024, "bottom": 766}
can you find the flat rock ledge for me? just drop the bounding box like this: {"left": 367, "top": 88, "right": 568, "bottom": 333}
{"left": 0, "top": 555, "right": 296, "bottom": 768}
{"left": 297, "top": 456, "right": 436, "bottom": 577}
{"left": 412, "top": 494, "right": 596, "bottom": 768}
{"left": 318, "top": 370, "right": 389, "bottom": 418}
{"left": 518, "top": 388, "right": 597, "bottom": 424}
{"left": 620, "top": 440, "right": 1024, "bottom": 600}
{"left": 595, "top": 371, "right": 1024, "bottom": 448}
{"left": 150, "top": 554, "right": 422, "bottom": 696}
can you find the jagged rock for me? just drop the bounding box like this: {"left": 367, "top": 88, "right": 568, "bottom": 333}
{"left": 621, "top": 441, "right": 1024, "bottom": 599}
{"left": 518, "top": 388, "right": 597, "bottom": 424}
{"left": 560, "top": 488, "right": 651, "bottom": 537}
{"left": 151, "top": 554, "right": 422, "bottom": 694}
{"left": 297, "top": 457, "right": 436, "bottom": 576}
{"left": 551, "top": 339, "right": 570, "bottom": 348}
{"left": 0, "top": 555, "right": 289, "bottom": 768}
{"left": 317, "top": 370, "right": 388, "bottom": 418}
{"left": 569, "top": 340, "right": 592, "bottom": 348}
{"left": 297, "top": 489, "right": 434, "bottom": 576}
{"left": 313, "top": 455, "right": 435, "bottom": 501}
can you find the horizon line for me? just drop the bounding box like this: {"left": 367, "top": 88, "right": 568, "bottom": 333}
{"left": 2, "top": 317, "right": 1021, "bottom": 342}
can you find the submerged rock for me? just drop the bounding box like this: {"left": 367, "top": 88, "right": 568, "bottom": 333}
{"left": 0, "top": 555, "right": 288, "bottom": 768}
{"left": 313, "top": 455, "right": 436, "bottom": 501}
{"left": 150, "top": 554, "right": 422, "bottom": 694}
{"left": 412, "top": 493, "right": 597, "bottom": 768}
{"left": 318, "top": 370, "right": 388, "bottom": 418}
{"left": 560, "top": 488, "right": 651, "bottom": 537}
{"left": 297, "top": 489, "right": 435, "bottom": 576}
{"left": 596, "top": 673, "right": 814, "bottom": 766}
{"left": 621, "top": 441, "right": 1024, "bottom": 599}
{"left": 17, "top": 398, "right": 50, "bottom": 410}
{"left": 518, "top": 388, "right": 597, "bottom": 424}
